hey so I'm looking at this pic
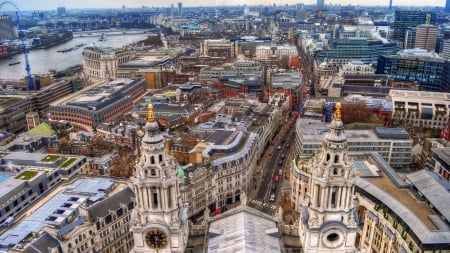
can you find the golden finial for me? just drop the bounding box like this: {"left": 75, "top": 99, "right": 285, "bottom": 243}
{"left": 147, "top": 103, "right": 155, "bottom": 122}
{"left": 334, "top": 102, "right": 342, "bottom": 121}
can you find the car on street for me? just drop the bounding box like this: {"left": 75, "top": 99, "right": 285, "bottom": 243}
{"left": 269, "top": 193, "right": 276, "bottom": 202}
{"left": 271, "top": 184, "right": 276, "bottom": 191}
{"left": 280, "top": 154, "right": 286, "bottom": 159}
{"left": 277, "top": 145, "right": 281, "bottom": 150}
{"left": 274, "top": 175, "right": 280, "bottom": 182}
{"left": 278, "top": 160, "right": 283, "bottom": 166}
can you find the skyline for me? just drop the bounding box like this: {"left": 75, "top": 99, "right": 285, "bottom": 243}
{"left": 1, "top": 0, "right": 446, "bottom": 11}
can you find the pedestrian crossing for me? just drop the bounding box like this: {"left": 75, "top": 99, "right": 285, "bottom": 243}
{"left": 249, "top": 199, "right": 277, "bottom": 212}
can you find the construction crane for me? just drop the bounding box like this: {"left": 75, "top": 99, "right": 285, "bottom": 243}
{"left": 0, "top": 1, "right": 33, "bottom": 91}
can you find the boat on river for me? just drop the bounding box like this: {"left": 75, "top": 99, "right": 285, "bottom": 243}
{"left": 57, "top": 48, "right": 73, "bottom": 53}
{"left": 8, "top": 61, "right": 20, "bottom": 66}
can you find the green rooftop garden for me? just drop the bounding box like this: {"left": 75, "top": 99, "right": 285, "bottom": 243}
{"left": 60, "top": 157, "right": 77, "bottom": 168}
{"left": 40, "top": 154, "right": 61, "bottom": 163}
{"left": 15, "top": 170, "right": 38, "bottom": 180}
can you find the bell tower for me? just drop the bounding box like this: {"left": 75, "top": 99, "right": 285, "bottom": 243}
{"left": 300, "top": 103, "right": 358, "bottom": 252}
{"left": 130, "top": 104, "right": 188, "bottom": 253}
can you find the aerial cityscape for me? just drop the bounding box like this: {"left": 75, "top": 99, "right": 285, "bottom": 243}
{"left": 0, "top": 0, "right": 450, "bottom": 253}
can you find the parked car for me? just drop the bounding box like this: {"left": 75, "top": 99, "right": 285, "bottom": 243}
{"left": 279, "top": 169, "right": 283, "bottom": 175}
{"left": 277, "top": 145, "right": 281, "bottom": 150}
{"left": 278, "top": 160, "right": 283, "bottom": 166}
{"left": 280, "top": 154, "right": 286, "bottom": 159}
{"left": 269, "top": 193, "right": 276, "bottom": 202}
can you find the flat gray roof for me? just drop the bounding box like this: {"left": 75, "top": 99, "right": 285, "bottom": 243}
{"left": 406, "top": 170, "right": 450, "bottom": 223}
{"left": 0, "top": 177, "right": 115, "bottom": 248}
{"left": 296, "top": 118, "right": 411, "bottom": 144}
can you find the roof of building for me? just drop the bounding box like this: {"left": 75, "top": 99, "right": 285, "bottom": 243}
{"left": 205, "top": 130, "right": 240, "bottom": 146}
{"left": 356, "top": 161, "right": 450, "bottom": 245}
{"left": 66, "top": 78, "right": 137, "bottom": 110}
{"left": 296, "top": 118, "right": 411, "bottom": 144}
{"left": 389, "top": 89, "right": 450, "bottom": 101}
{"left": 208, "top": 208, "right": 281, "bottom": 253}
{"left": 0, "top": 177, "right": 116, "bottom": 248}
{"left": 24, "top": 232, "right": 62, "bottom": 253}
{"left": 27, "top": 122, "right": 56, "bottom": 136}
{"left": 406, "top": 170, "right": 450, "bottom": 223}
{"left": 87, "top": 186, "right": 134, "bottom": 219}
{"left": 431, "top": 147, "right": 450, "bottom": 165}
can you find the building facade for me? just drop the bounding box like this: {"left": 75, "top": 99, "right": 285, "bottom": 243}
{"left": 0, "top": 15, "right": 16, "bottom": 41}
{"left": 389, "top": 89, "right": 450, "bottom": 130}
{"left": 49, "top": 78, "right": 146, "bottom": 131}
{"left": 315, "top": 38, "right": 399, "bottom": 67}
{"left": 82, "top": 47, "right": 133, "bottom": 84}
{"left": 376, "top": 49, "right": 446, "bottom": 92}
{"left": 129, "top": 104, "right": 188, "bottom": 253}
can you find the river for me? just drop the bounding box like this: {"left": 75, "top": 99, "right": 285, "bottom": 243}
{"left": 0, "top": 31, "right": 150, "bottom": 80}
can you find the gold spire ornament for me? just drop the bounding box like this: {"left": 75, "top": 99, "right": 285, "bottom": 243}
{"left": 147, "top": 104, "right": 155, "bottom": 122}
{"left": 334, "top": 102, "right": 342, "bottom": 121}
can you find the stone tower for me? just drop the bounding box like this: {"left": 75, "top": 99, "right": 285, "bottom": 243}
{"left": 300, "top": 103, "right": 358, "bottom": 252}
{"left": 130, "top": 104, "right": 188, "bottom": 253}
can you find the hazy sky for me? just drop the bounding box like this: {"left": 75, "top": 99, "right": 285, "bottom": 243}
{"left": 2, "top": 0, "right": 445, "bottom": 11}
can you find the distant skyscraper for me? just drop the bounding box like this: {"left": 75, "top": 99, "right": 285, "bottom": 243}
{"left": 446, "top": 0, "right": 450, "bottom": 13}
{"left": 393, "top": 11, "right": 436, "bottom": 43}
{"left": 317, "top": 0, "right": 325, "bottom": 10}
{"left": 0, "top": 15, "right": 16, "bottom": 41}
{"left": 389, "top": 0, "right": 393, "bottom": 11}
{"left": 178, "top": 2, "right": 182, "bottom": 14}
{"left": 414, "top": 24, "right": 439, "bottom": 52}
{"left": 57, "top": 6, "right": 66, "bottom": 16}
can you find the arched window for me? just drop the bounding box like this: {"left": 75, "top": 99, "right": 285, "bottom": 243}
{"left": 333, "top": 168, "right": 338, "bottom": 175}
{"left": 334, "top": 155, "right": 339, "bottom": 163}
{"left": 159, "top": 154, "right": 163, "bottom": 163}
{"left": 326, "top": 153, "right": 330, "bottom": 162}
{"left": 150, "top": 156, "right": 155, "bottom": 164}
{"left": 151, "top": 169, "right": 156, "bottom": 176}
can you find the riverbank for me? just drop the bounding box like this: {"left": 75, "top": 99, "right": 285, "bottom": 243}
{"left": 0, "top": 32, "right": 149, "bottom": 79}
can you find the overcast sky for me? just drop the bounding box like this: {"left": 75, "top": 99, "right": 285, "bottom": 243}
{"left": 3, "top": 0, "right": 445, "bottom": 11}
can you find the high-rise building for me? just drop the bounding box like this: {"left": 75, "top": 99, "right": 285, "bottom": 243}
{"left": 178, "top": 2, "right": 182, "bottom": 14}
{"left": 317, "top": 0, "right": 325, "bottom": 10}
{"left": 393, "top": 11, "right": 436, "bottom": 43}
{"left": 0, "top": 15, "right": 16, "bottom": 41}
{"left": 315, "top": 38, "right": 399, "bottom": 67}
{"left": 57, "top": 6, "right": 66, "bottom": 16}
{"left": 130, "top": 104, "right": 189, "bottom": 253}
{"left": 446, "top": 0, "right": 450, "bottom": 13}
{"left": 414, "top": 24, "right": 439, "bottom": 52}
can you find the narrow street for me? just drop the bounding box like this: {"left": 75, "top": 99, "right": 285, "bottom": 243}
{"left": 248, "top": 116, "right": 296, "bottom": 215}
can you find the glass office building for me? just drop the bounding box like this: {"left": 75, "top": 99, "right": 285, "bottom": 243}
{"left": 314, "top": 38, "right": 399, "bottom": 67}
{"left": 376, "top": 49, "right": 447, "bottom": 92}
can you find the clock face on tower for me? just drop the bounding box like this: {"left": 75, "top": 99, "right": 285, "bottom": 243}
{"left": 145, "top": 228, "right": 168, "bottom": 249}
